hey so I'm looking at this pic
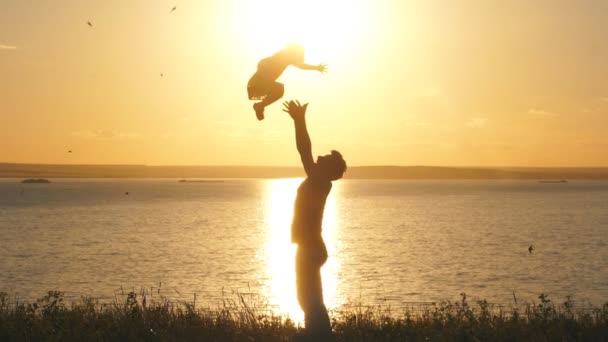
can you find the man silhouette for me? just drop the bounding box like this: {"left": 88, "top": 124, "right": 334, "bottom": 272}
{"left": 283, "top": 100, "right": 346, "bottom": 339}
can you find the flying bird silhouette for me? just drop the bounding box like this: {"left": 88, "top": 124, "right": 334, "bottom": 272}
{"left": 171, "top": 6, "right": 177, "bottom": 13}
{"left": 528, "top": 245, "right": 534, "bottom": 254}
{"left": 87, "top": 21, "right": 93, "bottom": 28}
{"left": 160, "top": 73, "right": 164, "bottom": 78}
{"left": 67, "top": 150, "right": 72, "bottom": 153}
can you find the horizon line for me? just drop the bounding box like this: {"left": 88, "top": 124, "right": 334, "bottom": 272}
{"left": 2, "top": 162, "right": 608, "bottom": 169}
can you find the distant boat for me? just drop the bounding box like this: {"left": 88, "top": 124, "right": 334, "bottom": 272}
{"left": 178, "top": 179, "right": 224, "bottom": 183}
{"left": 538, "top": 180, "right": 568, "bottom": 183}
{"left": 21, "top": 178, "right": 51, "bottom": 184}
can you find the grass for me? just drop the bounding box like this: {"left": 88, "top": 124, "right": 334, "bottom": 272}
{"left": 0, "top": 290, "right": 606, "bottom": 341}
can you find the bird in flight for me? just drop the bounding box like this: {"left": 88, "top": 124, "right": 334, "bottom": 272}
{"left": 160, "top": 73, "right": 164, "bottom": 78}
{"left": 528, "top": 245, "right": 534, "bottom": 254}
{"left": 87, "top": 21, "right": 93, "bottom": 28}
{"left": 171, "top": 6, "right": 177, "bottom": 13}
{"left": 67, "top": 150, "right": 73, "bottom": 153}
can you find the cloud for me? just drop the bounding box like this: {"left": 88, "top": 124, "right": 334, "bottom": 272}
{"left": 257, "top": 130, "right": 287, "bottom": 144}
{"left": 218, "top": 129, "right": 246, "bottom": 139}
{"left": 582, "top": 107, "right": 600, "bottom": 113}
{"left": 575, "top": 139, "right": 608, "bottom": 149}
{"left": 466, "top": 117, "right": 488, "bottom": 128}
{"left": 404, "top": 121, "right": 432, "bottom": 127}
{"left": 462, "top": 141, "right": 518, "bottom": 150}
{"left": 71, "top": 130, "right": 140, "bottom": 140}
{"left": 362, "top": 141, "right": 443, "bottom": 149}
{"left": 528, "top": 108, "right": 556, "bottom": 117}
{"left": 0, "top": 44, "right": 17, "bottom": 50}
{"left": 416, "top": 86, "right": 442, "bottom": 98}
{"left": 214, "top": 120, "right": 237, "bottom": 126}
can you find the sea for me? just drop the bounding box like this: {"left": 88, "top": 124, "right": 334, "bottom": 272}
{"left": 1, "top": 178, "right": 607, "bottom": 320}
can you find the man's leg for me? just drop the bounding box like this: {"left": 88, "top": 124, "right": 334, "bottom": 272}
{"left": 296, "top": 247, "right": 332, "bottom": 338}
{"left": 306, "top": 266, "right": 331, "bottom": 337}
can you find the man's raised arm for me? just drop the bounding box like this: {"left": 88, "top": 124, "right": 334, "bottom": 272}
{"left": 283, "top": 100, "right": 315, "bottom": 176}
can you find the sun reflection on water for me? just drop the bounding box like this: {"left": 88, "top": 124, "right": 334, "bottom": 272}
{"left": 262, "top": 178, "right": 341, "bottom": 323}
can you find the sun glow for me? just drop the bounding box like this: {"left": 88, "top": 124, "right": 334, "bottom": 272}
{"left": 233, "top": 0, "right": 373, "bottom": 66}
{"left": 262, "top": 178, "right": 341, "bottom": 323}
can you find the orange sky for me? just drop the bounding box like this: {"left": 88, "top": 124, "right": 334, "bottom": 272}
{"left": 2, "top": 0, "right": 607, "bottom": 166}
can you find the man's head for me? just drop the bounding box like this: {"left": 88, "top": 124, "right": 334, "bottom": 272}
{"left": 316, "top": 150, "right": 347, "bottom": 181}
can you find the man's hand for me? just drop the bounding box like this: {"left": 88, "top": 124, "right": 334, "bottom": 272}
{"left": 283, "top": 100, "right": 309, "bottom": 121}
{"left": 317, "top": 63, "right": 328, "bottom": 74}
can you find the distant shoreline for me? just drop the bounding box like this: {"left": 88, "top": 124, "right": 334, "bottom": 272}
{"left": 2, "top": 163, "right": 608, "bottom": 179}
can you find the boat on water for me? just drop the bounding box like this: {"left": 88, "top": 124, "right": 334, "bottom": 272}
{"left": 21, "top": 178, "right": 51, "bottom": 184}
{"left": 538, "top": 180, "right": 568, "bottom": 183}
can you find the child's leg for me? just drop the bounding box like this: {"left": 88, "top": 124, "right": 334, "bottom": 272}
{"left": 253, "top": 82, "right": 284, "bottom": 121}
{"left": 262, "top": 82, "right": 285, "bottom": 107}
{"left": 260, "top": 82, "right": 284, "bottom": 107}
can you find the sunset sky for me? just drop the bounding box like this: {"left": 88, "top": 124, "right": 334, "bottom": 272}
{"left": 2, "top": 0, "right": 607, "bottom": 166}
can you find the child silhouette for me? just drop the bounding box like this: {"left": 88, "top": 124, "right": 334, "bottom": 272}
{"left": 247, "top": 44, "right": 327, "bottom": 120}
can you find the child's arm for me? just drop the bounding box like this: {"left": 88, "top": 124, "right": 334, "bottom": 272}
{"left": 294, "top": 63, "right": 328, "bottom": 73}
{"left": 283, "top": 100, "right": 315, "bottom": 176}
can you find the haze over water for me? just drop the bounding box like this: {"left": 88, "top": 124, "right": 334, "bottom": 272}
{"left": 1, "top": 179, "right": 607, "bottom": 321}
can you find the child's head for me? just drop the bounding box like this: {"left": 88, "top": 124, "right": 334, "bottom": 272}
{"left": 283, "top": 43, "right": 305, "bottom": 64}
{"left": 316, "top": 150, "right": 347, "bottom": 181}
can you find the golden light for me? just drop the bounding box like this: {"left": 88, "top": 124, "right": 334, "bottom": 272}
{"left": 261, "top": 178, "right": 341, "bottom": 324}
{"left": 233, "top": 0, "right": 374, "bottom": 66}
